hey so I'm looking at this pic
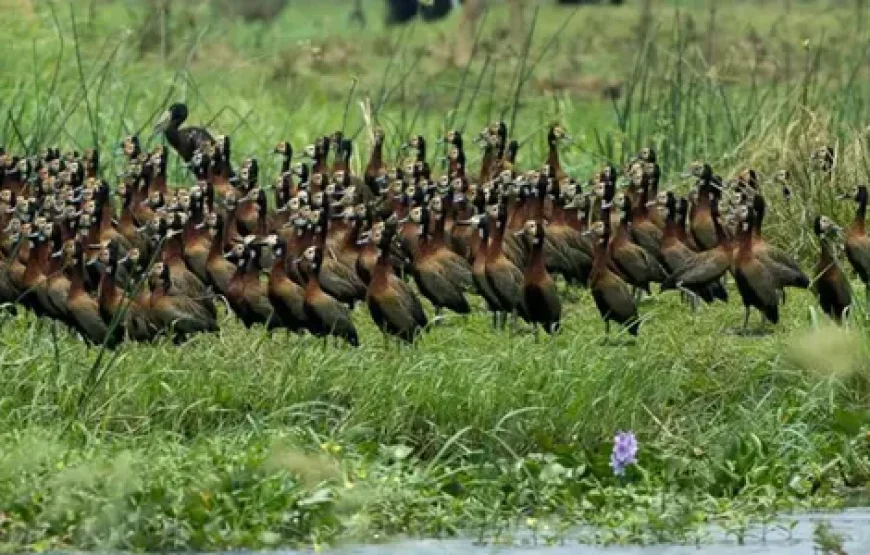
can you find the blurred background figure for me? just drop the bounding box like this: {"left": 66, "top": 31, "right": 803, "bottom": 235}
{"left": 385, "top": 0, "right": 624, "bottom": 25}
{"left": 383, "top": 0, "right": 624, "bottom": 64}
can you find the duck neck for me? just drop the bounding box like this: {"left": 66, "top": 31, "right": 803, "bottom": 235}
{"left": 738, "top": 222, "right": 753, "bottom": 253}
{"left": 547, "top": 139, "right": 560, "bottom": 174}
{"left": 271, "top": 253, "right": 287, "bottom": 277}
{"left": 164, "top": 124, "right": 182, "bottom": 157}
{"left": 474, "top": 224, "right": 490, "bottom": 263}
{"left": 529, "top": 236, "right": 546, "bottom": 272}
{"left": 592, "top": 235, "right": 609, "bottom": 272}
{"left": 663, "top": 211, "right": 678, "bottom": 241}
{"left": 856, "top": 195, "right": 867, "bottom": 232}
{"left": 819, "top": 237, "right": 835, "bottom": 267}
{"left": 68, "top": 259, "right": 86, "bottom": 294}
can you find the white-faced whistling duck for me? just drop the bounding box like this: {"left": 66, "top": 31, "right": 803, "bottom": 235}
{"left": 545, "top": 124, "right": 570, "bottom": 182}
{"left": 538, "top": 180, "right": 593, "bottom": 287}
{"left": 260, "top": 234, "right": 308, "bottom": 335}
{"left": 658, "top": 192, "right": 693, "bottom": 275}
{"left": 635, "top": 148, "right": 663, "bottom": 228}
{"left": 365, "top": 224, "right": 427, "bottom": 346}
{"left": 686, "top": 161, "right": 722, "bottom": 251}
{"left": 148, "top": 261, "right": 219, "bottom": 343}
{"left": 159, "top": 215, "right": 217, "bottom": 319}
{"left": 627, "top": 162, "right": 664, "bottom": 262}
{"left": 518, "top": 219, "right": 561, "bottom": 338}
{"left": 60, "top": 240, "right": 116, "bottom": 347}
{"left": 204, "top": 212, "right": 236, "bottom": 297}
{"left": 364, "top": 128, "right": 387, "bottom": 196}
{"left": 23, "top": 219, "right": 67, "bottom": 322}
{"left": 609, "top": 191, "right": 667, "bottom": 297}
{"left": 587, "top": 216, "right": 640, "bottom": 337}
{"left": 660, "top": 197, "right": 731, "bottom": 310}
{"left": 840, "top": 185, "right": 870, "bottom": 306}
{"left": 748, "top": 194, "right": 809, "bottom": 302}
{"left": 224, "top": 238, "right": 281, "bottom": 330}
{"left": 298, "top": 245, "right": 359, "bottom": 347}
{"left": 180, "top": 186, "right": 212, "bottom": 285}
{"left": 309, "top": 206, "right": 367, "bottom": 310}
{"left": 484, "top": 201, "right": 527, "bottom": 329}
{"left": 463, "top": 213, "right": 506, "bottom": 329}
{"left": 813, "top": 216, "right": 852, "bottom": 323}
{"left": 733, "top": 206, "right": 780, "bottom": 330}
{"left": 405, "top": 204, "right": 472, "bottom": 316}
{"left": 152, "top": 103, "right": 215, "bottom": 163}
{"left": 95, "top": 242, "right": 156, "bottom": 342}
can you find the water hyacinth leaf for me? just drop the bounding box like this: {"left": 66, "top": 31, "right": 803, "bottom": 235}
{"left": 540, "top": 461, "right": 567, "bottom": 483}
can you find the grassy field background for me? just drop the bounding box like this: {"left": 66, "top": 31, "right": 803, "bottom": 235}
{"left": 2, "top": 0, "right": 870, "bottom": 551}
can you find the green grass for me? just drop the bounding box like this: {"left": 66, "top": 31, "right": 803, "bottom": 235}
{"left": 2, "top": 0, "right": 870, "bottom": 551}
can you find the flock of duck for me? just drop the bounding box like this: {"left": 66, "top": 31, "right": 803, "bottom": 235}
{"left": 0, "top": 102, "right": 866, "bottom": 350}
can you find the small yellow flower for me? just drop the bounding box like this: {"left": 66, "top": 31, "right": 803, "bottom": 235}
{"left": 802, "top": 39, "right": 811, "bottom": 50}
{"left": 526, "top": 517, "right": 538, "bottom": 528}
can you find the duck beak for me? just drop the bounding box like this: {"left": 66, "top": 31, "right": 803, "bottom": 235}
{"left": 680, "top": 172, "right": 693, "bottom": 179}
{"left": 86, "top": 258, "right": 99, "bottom": 266}
{"left": 51, "top": 249, "right": 63, "bottom": 259}
{"left": 194, "top": 222, "right": 207, "bottom": 230}
{"left": 646, "top": 200, "right": 657, "bottom": 208}
{"left": 513, "top": 230, "right": 524, "bottom": 237}
{"left": 836, "top": 192, "right": 852, "bottom": 200}
{"left": 152, "top": 110, "right": 171, "bottom": 133}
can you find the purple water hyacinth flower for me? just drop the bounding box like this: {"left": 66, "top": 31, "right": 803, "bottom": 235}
{"left": 610, "top": 431, "right": 638, "bottom": 476}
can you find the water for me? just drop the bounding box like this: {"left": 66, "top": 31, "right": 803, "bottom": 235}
{"left": 267, "top": 509, "right": 870, "bottom": 554}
